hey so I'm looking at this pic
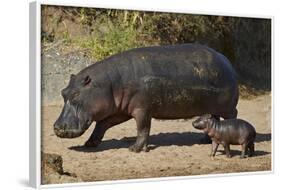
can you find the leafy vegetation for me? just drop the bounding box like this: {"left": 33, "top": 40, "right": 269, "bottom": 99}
{"left": 73, "top": 24, "right": 139, "bottom": 60}
{"left": 41, "top": 6, "right": 271, "bottom": 90}
{"left": 42, "top": 7, "right": 233, "bottom": 61}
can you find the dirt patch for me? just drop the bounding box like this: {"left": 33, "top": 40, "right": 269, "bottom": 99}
{"left": 41, "top": 152, "right": 82, "bottom": 184}
{"left": 41, "top": 94, "right": 271, "bottom": 184}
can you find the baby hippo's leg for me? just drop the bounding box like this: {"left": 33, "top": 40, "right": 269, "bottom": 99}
{"left": 210, "top": 141, "right": 219, "bottom": 157}
{"left": 245, "top": 143, "right": 248, "bottom": 155}
{"left": 224, "top": 144, "right": 231, "bottom": 158}
{"left": 248, "top": 142, "right": 255, "bottom": 157}
{"left": 240, "top": 143, "right": 247, "bottom": 159}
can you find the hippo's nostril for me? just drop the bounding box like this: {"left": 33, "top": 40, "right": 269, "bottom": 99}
{"left": 54, "top": 123, "right": 59, "bottom": 130}
{"left": 54, "top": 121, "right": 67, "bottom": 134}
{"left": 62, "top": 123, "right": 66, "bottom": 130}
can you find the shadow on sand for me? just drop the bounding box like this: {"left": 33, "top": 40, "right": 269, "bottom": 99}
{"left": 216, "top": 149, "right": 270, "bottom": 158}
{"left": 69, "top": 132, "right": 271, "bottom": 154}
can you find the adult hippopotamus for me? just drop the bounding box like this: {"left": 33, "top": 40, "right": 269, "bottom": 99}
{"left": 53, "top": 44, "right": 239, "bottom": 152}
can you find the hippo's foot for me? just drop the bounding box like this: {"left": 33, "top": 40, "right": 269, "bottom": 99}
{"left": 129, "top": 143, "right": 148, "bottom": 153}
{"left": 248, "top": 153, "right": 254, "bottom": 157}
{"left": 210, "top": 156, "right": 216, "bottom": 160}
{"left": 84, "top": 139, "right": 101, "bottom": 147}
{"left": 226, "top": 154, "right": 232, "bottom": 158}
{"left": 129, "top": 144, "right": 142, "bottom": 153}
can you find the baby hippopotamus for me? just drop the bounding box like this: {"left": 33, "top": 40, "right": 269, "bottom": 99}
{"left": 192, "top": 114, "right": 256, "bottom": 158}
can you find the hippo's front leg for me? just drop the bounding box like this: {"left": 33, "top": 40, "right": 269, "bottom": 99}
{"left": 129, "top": 109, "right": 151, "bottom": 153}
{"left": 84, "top": 115, "right": 131, "bottom": 147}
{"left": 210, "top": 141, "right": 219, "bottom": 157}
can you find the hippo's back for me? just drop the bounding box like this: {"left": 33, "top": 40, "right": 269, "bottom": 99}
{"left": 107, "top": 44, "right": 235, "bottom": 84}
{"left": 92, "top": 44, "right": 238, "bottom": 119}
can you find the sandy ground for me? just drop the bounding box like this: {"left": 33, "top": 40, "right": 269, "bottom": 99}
{"left": 42, "top": 94, "right": 272, "bottom": 184}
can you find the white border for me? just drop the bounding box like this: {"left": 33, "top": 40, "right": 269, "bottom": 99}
{"left": 29, "top": 1, "right": 41, "bottom": 188}
{"left": 40, "top": 171, "right": 273, "bottom": 189}
{"left": 30, "top": 0, "right": 274, "bottom": 189}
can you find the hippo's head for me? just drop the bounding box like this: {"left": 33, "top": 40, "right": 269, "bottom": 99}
{"left": 53, "top": 72, "right": 113, "bottom": 138}
{"left": 192, "top": 114, "right": 214, "bottom": 131}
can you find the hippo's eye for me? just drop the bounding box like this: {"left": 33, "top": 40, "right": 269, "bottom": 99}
{"left": 82, "top": 75, "right": 91, "bottom": 86}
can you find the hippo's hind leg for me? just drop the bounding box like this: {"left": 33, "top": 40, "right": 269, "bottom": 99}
{"left": 129, "top": 109, "right": 151, "bottom": 153}
{"left": 248, "top": 142, "right": 255, "bottom": 157}
{"left": 84, "top": 115, "right": 131, "bottom": 147}
{"left": 240, "top": 143, "right": 248, "bottom": 159}
{"left": 224, "top": 144, "right": 231, "bottom": 158}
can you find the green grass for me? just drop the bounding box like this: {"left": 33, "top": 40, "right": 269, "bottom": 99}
{"left": 65, "top": 24, "right": 141, "bottom": 61}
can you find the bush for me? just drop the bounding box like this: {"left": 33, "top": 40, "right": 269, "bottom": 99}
{"left": 41, "top": 6, "right": 271, "bottom": 90}
{"left": 73, "top": 23, "right": 139, "bottom": 61}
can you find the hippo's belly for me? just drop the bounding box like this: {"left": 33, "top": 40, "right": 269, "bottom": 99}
{"left": 141, "top": 76, "right": 233, "bottom": 119}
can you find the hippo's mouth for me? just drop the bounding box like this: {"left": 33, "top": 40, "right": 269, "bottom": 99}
{"left": 192, "top": 122, "right": 206, "bottom": 130}
{"left": 54, "top": 128, "right": 86, "bottom": 138}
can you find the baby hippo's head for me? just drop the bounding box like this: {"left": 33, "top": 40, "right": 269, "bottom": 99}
{"left": 192, "top": 114, "right": 214, "bottom": 130}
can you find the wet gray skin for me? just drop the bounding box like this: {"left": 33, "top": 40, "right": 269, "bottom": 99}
{"left": 54, "top": 44, "right": 239, "bottom": 152}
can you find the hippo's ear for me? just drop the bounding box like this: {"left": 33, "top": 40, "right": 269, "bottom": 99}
{"left": 70, "top": 74, "right": 75, "bottom": 79}
{"left": 82, "top": 75, "right": 91, "bottom": 86}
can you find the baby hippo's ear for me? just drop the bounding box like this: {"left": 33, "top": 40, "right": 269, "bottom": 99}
{"left": 69, "top": 74, "right": 76, "bottom": 82}
{"left": 204, "top": 114, "right": 212, "bottom": 119}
